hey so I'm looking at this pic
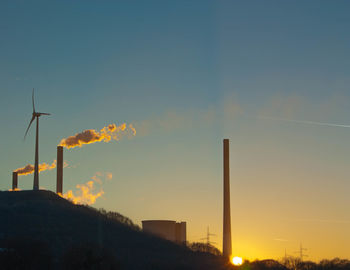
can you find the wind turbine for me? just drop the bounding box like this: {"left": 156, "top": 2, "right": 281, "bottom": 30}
{"left": 24, "top": 89, "right": 50, "bottom": 190}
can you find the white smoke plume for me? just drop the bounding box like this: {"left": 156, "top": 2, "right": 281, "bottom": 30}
{"left": 14, "top": 160, "right": 62, "bottom": 175}
{"left": 59, "top": 123, "right": 136, "bottom": 149}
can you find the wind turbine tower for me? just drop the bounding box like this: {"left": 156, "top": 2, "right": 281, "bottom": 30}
{"left": 223, "top": 139, "right": 232, "bottom": 260}
{"left": 24, "top": 89, "right": 50, "bottom": 190}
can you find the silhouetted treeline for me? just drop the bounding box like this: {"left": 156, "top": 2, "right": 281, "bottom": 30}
{"left": 97, "top": 207, "right": 140, "bottom": 230}
{"left": 231, "top": 258, "right": 350, "bottom": 270}
{"left": 188, "top": 242, "right": 222, "bottom": 256}
{"left": 282, "top": 257, "right": 350, "bottom": 270}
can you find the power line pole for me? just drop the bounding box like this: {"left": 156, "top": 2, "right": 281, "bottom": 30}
{"left": 295, "top": 243, "right": 308, "bottom": 261}
{"left": 285, "top": 248, "right": 288, "bottom": 261}
{"left": 200, "top": 226, "right": 216, "bottom": 251}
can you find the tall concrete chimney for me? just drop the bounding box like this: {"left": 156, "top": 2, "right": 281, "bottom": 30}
{"left": 223, "top": 139, "right": 232, "bottom": 259}
{"left": 56, "top": 146, "right": 63, "bottom": 194}
{"left": 12, "top": 172, "right": 18, "bottom": 190}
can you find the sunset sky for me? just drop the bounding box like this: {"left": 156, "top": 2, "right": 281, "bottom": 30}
{"left": 1, "top": 1, "right": 350, "bottom": 261}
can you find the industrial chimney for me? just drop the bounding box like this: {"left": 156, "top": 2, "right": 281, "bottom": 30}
{"left": 12, "top": 172, "right": 18, "bottom": 190}
{"left": 56, "top": 146, "right": 63, "bottom": 194}
{"left": 223, "top": 139, "right": 232, "bottom": 260}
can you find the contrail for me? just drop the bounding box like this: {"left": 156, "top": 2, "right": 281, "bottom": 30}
{"left": 259, "top": 116, "right": 350, "bottom": 129}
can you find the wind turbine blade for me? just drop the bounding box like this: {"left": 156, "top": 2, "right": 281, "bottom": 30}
{"left": 24, "top": 116, "right": 35, "bottom": 139}
{"left": 32, "top": 88, "right": 36, "bottom": 113}
{"left": 38, "top": 112, "right": 51, "bottom": 115}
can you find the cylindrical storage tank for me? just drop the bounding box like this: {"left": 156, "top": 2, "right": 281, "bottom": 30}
{"left": 12, "top": 172, "right": 18, "bottom": 190}
{"left": 142, "top": 220, "right": 177, "bottom": 242}
{"left": 56, "top": 146, "right": 63, "bottom": 194}
{"left": 175, "top": 222, "right": 187, "bottom": 244}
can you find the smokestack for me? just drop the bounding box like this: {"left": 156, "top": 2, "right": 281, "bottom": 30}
{"left": 12, "top": 172, "right": 18, "bottom": 190}
{"left": 56, "top": 146, "right": 63, "bottom": 194}
{"left": 223, "top": 139, "right": 232, "bottom": 260}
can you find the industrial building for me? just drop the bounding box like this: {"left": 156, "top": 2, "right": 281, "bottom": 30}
{"left": 142, "top": 220, "right": 186, "bottom": 244}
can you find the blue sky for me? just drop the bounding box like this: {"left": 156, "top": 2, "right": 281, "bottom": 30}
{"left": 1, "top": 1, "right": 350, "bottom": 261}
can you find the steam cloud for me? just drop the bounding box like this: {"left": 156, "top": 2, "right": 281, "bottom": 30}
{"left": 61, "top": 172, "right": 111, "bottom": 205}
{"left": 15, "top": 161, "right": 58, "bottom": 175}
{"left": 59, "top": 123, "right": 136, "bottom": 149}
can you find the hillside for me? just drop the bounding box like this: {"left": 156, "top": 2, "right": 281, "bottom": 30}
{"left": 0, "top": 190, "right": 227, "bottom": 270}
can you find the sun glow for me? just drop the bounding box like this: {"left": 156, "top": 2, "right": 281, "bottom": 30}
{"left": 232, "top": 256, "right": 243, "bottom": 266}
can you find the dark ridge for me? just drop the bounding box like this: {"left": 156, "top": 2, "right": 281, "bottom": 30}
{"left": 0, "top": 190, "right": 227, "bottom": 270}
